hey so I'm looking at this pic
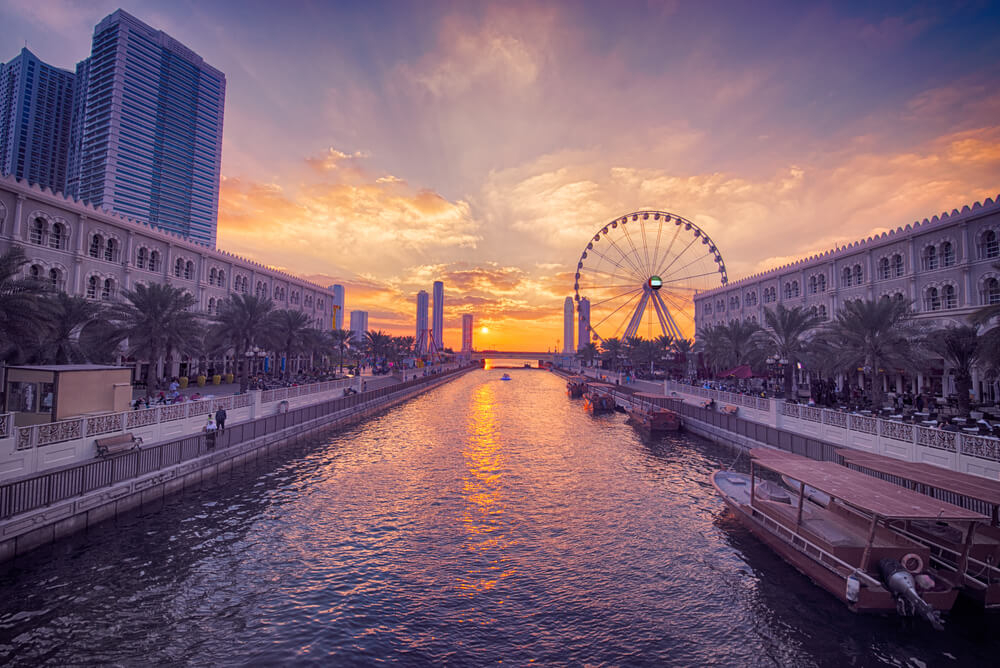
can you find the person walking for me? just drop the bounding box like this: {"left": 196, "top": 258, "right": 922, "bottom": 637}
{"left": 204, "top": 415, "right": 218, "bottom": 449}
{"left": 215, "top": 406, "right": 227, "bottom": 432}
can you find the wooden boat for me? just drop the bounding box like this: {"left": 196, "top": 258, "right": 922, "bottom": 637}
{"left": 626, "top": 393, "right": 681, "bottom": 432}
{"left": 583, "top": 383, "right": 616, "bottom": 414}
{"left": 566, "top": 376, "right": 588, "bottom": 398}
{"left": 712, "top": 448, "right": 989, "bottom": 628}
{"left": 500, "top": 373, "right": 511, "bottom": 381}
{"left": 836, "top": 448, "right": 1000, "bottom": 609}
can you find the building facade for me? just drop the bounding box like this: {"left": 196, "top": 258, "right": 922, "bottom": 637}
{"left": 432, "top": 280, "right": 444, "bottom": 351}
{"left": 415, "top": 290, "right": 429, "bottom": 354}
{"left": 0, "top": 49, "right": 75, "bottom": 193}
{"left": 328, "top": 284, "right": 345, "bottom": 330}
{"left": 0, "top": 174, "right": 334, "bottom": 353}
{"left": 563, "top": 297, "right": 574, "bottom": 353}
{"left": 462, "top": 314, "right": 473, "bottom": 353}
{"left": 67, "top": 10, "right": 226, "bottom": 247}
{"left": 350, "top": 311, "right": 369, "bottom": 343}
{"left": 693, "top": 195, "right": 1000, "bottom": 397}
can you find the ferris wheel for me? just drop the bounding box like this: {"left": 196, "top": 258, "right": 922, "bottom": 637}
{"left": 573, "top": 211, "right": 727, "bottom": 345}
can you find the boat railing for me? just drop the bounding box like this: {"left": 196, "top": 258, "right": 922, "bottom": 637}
{"left": 748, "top": 503, "right": 882, "bottom": 589}
{"left": 886, "top": 523, "right": 997, "bottom": 589}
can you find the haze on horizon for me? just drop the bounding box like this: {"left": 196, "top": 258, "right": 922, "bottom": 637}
{"left": 2, "top": 0, "right": 999, "bottom": 350}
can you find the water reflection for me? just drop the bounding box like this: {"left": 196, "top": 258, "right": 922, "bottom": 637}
{"left": 459, "top": 382, "right": 514, "bottom": 594}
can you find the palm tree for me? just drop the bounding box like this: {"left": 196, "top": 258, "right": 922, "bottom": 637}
{"left": 365, "top": 330, "right": 392, "bottom": 364}
{"left": 754, "top": 304, "right": 822, "bottom": 398}
{"left": 922, "top": 325, "right": 981, "bottom": 414}
{"left": 818, "top": 298, "right": 919, "bottom": 408}
{"left": 114, "top": 283, "right": 201, "bottom": 389}
{"left": 696, "top": 321, "right": 761, "bottom": 374}
{"left": 673, "top": 338, "right": 694, "bottom": 377}
{"left": 0, "top": 246, "right": 51, "bottom": 361}
{"left": 38, "top": 293, "right": 108, "bottom": 364}
{"left": 210, "top": 294, "right": 275, "bottom": 392}
{"left": 600, "top": 337, "right": 624, "bottom": 373}
{"left": 267, "top": 309, "right": 312, "bottom": 378}
{"left": 577, "top": 341, "right": 598, "bottom": 367}
{"left": 330, "top": 328, "right": 354, "bottom": 374}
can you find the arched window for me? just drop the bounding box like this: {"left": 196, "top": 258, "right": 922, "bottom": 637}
{"left": 149, "top": 251, "right": 160, "bottom": 272}
{"left": 30, "top": 218, "right": 45, "bottom": 245}
{"left": 842, "top": 267, "right": 852, "bottom": 287}
{"left": 101, "top": 278, "right": 114, "bottom": 301}
{"left": 817, "top": 275, "right": 826, "bottom": 292}
{"left": 86, "top": 276, "right": 98, "bottom": 299}
{"left": 942, "top": 241, "right": 955, "bottom": 267}
{"left": 136, "top": 248, "right": 147, "bottom": 269}
{"left": 925, "top": 287, "right": 941, "bottom": 312}
{"left": 852, "top": 265, "right": 863, "bottom": 285}
{"left": 208, "top": 297, "right": 216, "bottom": 314}
{"left": 218, "top": 270, "right": 225, "bottom": 287}
{"left": 942, "top": 284, "right": 957, "bottom": 309}
{"left": 878, "top": 257, "right": 890, "bottom": 280}
{"left": 983, "top": 231, "right": 1000, "bottom": 259}
{"left": 791, "top": 280, "right": 799, "bottom": 297}
{"left": 184, "top": 261, "right": 194, "bottom": 280}
{"left": 717, "top": 298, "right": 725, "bottom": 312}
{"left": 922, "top": 246, "right": 938, "bottom": 271}
{"left": 175, "top": 258, "right": 184, "bottom": 277}
{"left": 892, "top": 254, "right": 904, "bottom": 277}
{"left": 894, "top": 292, "right": 905, "bottom": 302}
{"left": 104, "top": 238, "right": 118, "bottom": 262}
{"left": 29, "top": 264, "right": 43, "bottom": 280}
{"left": 818, "top": 305, "right": 827, "bottom": 320}
{"left": 209, "top": 268, "right": 217, "bottom": 285}
{"left": 984, "top": 278, "right": 1000, "bottom": 305}
{"left": 808, "top": 276, "right": 817, "bottom": 294}
{"left": 89, "top": 235, "right": 102, "bottom": 258}
{"left": 49, "top": 268, "right": 62, "bottom": 289}
{"left": 50, "top": 223, "right": 64, "bottom": 249}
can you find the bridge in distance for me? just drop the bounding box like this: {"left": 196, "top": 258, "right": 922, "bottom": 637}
{"left": 469, "top": 351, "right": 559, "bottom": 361}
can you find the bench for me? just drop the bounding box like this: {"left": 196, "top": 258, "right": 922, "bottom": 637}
{"left": 721, "top": 405, "right": 739, "bottom": 415}
{"left": 95, "top": 432, "right": 143, "bottom": 457}
{"left": 698, "top": 399, "right": 713, "bottom": 408}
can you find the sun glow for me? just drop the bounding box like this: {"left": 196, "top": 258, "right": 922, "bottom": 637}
{"left": 480, "top": 327, "right": 489, "bottom": 334}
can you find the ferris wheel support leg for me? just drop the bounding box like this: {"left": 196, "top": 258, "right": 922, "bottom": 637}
{"left": 650, "top": 292, "right": 673, "bottom": 339}
{"left": 623, "top": 290, "right": 650, "bottom": 341}
{"left": 653, "top": 292, "right": 684, "bottom": 340}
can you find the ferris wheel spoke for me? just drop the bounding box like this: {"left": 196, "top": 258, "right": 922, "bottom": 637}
{"left": 659, "top": 250, "right": 714, "bottom": 283}
{"left": 587, "top": 287, "right": 643, "bottom": 309}
{"left": 585, "top": 245, "right": 643, "bottom": 281}
{"left": 657, "top": 235, "right": 699, "bottom": 277}
{"left": 659, "top": 291, "right": 696, "bottom": 323}
{"left": 603, "top": 236, "right": 647, "bottom": 281}
{"left": 639, "top": 217, "right": 653, "bottom": 277}
{"left": 576, "top": 282, "right": 647, "bottom": 293}
{"left": 592, "top": 290, "right": 643, "bottom": 335}
{"left": 650, "top": 223, "right": 682, "bottom": 278}
{"left": 619, "top": 222, "right": 648, "bottom": 277}
{"left": 663, "top": 269, "right": 723, "bottom": 284}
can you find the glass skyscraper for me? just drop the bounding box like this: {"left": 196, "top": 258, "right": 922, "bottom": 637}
{"left": 0, "top": 49, "right": 75, "bottom": 192}
{"left": 67, "top": 10, "right": 226, "bottom": 246}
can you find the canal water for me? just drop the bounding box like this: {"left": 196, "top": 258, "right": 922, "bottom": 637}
{"left": 1, "top": 369, "right": 998, "bottom": 666}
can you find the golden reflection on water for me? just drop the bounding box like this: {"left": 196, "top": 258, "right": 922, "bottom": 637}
{"left": 458, "top": 381, "right": 515, "bottom": 594}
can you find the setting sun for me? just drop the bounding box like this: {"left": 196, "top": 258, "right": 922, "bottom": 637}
{"left": 480, "top": 327, "right": 489, "bottom": 334}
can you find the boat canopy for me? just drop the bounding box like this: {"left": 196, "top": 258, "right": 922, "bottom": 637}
{"left": 837, "top": 448, "right": 1000, "bottom": 514}
{"left": 749, "top": 448, "right": 988, "bottom": 522}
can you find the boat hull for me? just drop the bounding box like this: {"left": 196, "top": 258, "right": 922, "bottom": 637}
{"left": 626, "top": 407, "right": 681, "bottom": 431}
{"left": 712, "top": 471, "right": 959, "bottom": 615}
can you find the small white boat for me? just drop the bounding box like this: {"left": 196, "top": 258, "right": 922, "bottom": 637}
{"left": 500, "top": 374, "right": 511, "bottom": 381}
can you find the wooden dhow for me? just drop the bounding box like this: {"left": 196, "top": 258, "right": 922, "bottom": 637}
{"left": 566, "top": 376, "right": 588, "bottom": 398}
{"left": 712, "top": 449, "right": 989, "bottom": 629}
{"left": 626, "top": 393, "right": 682, "bottom": 432}
{"left": 583, "top": 382, "right": 617, "bottom": 414}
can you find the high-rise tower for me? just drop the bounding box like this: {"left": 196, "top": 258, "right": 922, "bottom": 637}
{"left": 349, "top": 310, "right": 368, "bottom": 343}
{"left": 578, "top": 298, "right": 591, "bottom": 351}
{"left": 328, "top": 284, "right": 345, "bottom": 329}
{"left": 432, "top": 281, "right": 444, "bottom": 351}
{"left": 462, "top": 314, "right": 473, "bottom": 353}
{"left": 415, "top": 290, "right": 429, "bottom": 354}
{"left": 68, "top": 10, "right": 226, "bottom": 246}
{"left": 563, "top": 297, "right": 575, "bottom": 354}
{"left": 0, "top": 49, "right": 75, "bottom": 192}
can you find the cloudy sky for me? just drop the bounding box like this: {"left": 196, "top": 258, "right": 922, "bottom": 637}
{"left": 3, "top": 1, "right": 999, "bottom": 350}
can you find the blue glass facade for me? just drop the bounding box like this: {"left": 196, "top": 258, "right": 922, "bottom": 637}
{"left": 68, "top": 10, "right": 225, "bottom": 247}
{"left": 0, "top": 49, "right": 75, "bottom": 193}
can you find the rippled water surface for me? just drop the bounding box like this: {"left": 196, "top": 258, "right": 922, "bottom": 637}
{"left": 2, "top": 369, "right": 999, "bottom": 666}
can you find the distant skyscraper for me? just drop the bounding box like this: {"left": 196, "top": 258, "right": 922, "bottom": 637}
{"left": 462, "top": 314, "right": 473, "bottom": 353}
{"left": 0, "top": 48, "right": 75, "bottom": 192}
{"left": 563, "top": 297, "right": 575, "bottom": 353}
{"left": 68, "top": 10, "right": 226, "bottom": 246}
{"left": 432, "top": 281, "right": 444, "bottom": 351}
{"left": 578, "top": 298, "right": 591, "bottom": 350}
{"left": 349, "top": 310, "right": 368, "bottom": 342}
{"left": 328, "top": 284, "right": 345, "bottom": 329}
{"left": 415, "top": 290, "right": 429, "bottom": 354}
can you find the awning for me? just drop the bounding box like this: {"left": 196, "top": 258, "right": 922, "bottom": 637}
{"left": 719, "top": 364, "right": 753, "bottom": 379}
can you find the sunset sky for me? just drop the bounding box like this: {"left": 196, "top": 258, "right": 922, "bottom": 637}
{"left": 3, "top": 1, "right": 999, "bottom": 350}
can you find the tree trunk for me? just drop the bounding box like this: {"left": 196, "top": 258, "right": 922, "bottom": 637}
{"left": 237, "top": 345, "right": 248, "bottom": 393}
{"left": 957, "top": 372, "right": 972, "bottom": 414}
{"left": 783, "top": 364, "right": 794, "bottom": 399}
